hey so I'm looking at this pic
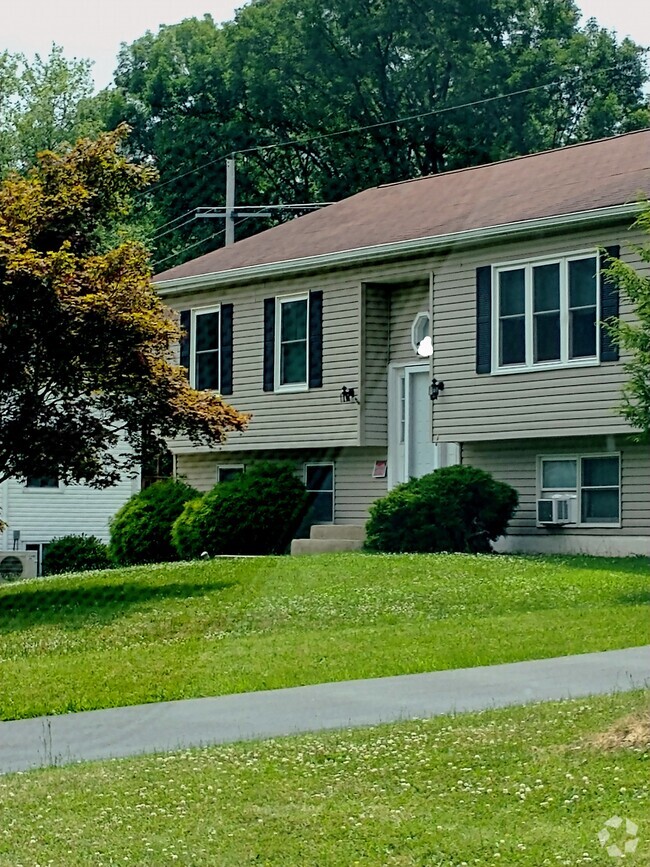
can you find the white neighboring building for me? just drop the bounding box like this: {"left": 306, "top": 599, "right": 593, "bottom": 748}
{"left": 0, "top": 472, "right": 139, "bottom": 573}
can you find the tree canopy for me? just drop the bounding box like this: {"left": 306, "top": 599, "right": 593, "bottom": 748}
{"left": 0, "top": 46, "right": 107, "bottom": 178}
{"left": 100, "top": 0, "right": 650, "bottom": 267}
{"left": 0, "top": 125, "right": 248, "bottom": 490}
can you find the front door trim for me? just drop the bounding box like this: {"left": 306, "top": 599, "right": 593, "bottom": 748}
{"left": 387, "top": 361, "right": 431, "bottom": 489}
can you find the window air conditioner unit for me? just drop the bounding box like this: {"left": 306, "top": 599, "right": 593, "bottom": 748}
{"left": 0, "top": 551, "right": 38, "bottom": 582}
{"left": 537, "top": 497, "right": 574, "bottom": 526}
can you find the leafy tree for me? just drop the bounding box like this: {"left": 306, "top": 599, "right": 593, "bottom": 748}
{"left": 0, "top": 125, "right": 248, "bottom": 492}
{"left": 102, "top": 0, "right": 649, "bottom": 267}
{"left": 606, "top": 204, "right": 650, "bottom": 440}
{"left": 106, "top": 16, "right": 244, "bottom": 268}
{"left": 0, "top": 46, "right": 107, "bottom": 177}
{"left": 0, "top": 51, "right": 20, "bottom": 171}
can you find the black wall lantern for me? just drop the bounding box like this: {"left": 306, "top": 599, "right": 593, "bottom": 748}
{"left": 429, "top": 377, "right": 445, "bottom": 401}
{"left": 340, "top": 385, "right": 360, "bottom": 404}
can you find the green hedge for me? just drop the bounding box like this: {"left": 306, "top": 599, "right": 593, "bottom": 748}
{"left": 109, "top": 479, "right": 198, "bottom": 565}
{"left": 44, "top": 534, "right": 111, "bottom": 575}
{"left": 172, "top": 462, "right": 308, "bottom": 557}
{"left": 365, "top": 465, "right": 518, "bottom": 554}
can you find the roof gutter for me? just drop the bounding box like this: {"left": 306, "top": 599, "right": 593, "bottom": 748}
{"left": 155, "top": 202, "right": 642, "bottom": 296}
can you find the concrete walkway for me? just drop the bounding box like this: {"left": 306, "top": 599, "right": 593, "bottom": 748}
{"left": 1, "top": 646, "right": 648, "bottom": 775}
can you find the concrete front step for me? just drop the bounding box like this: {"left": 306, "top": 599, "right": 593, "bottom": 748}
{"left": 309, "top": 524, "right": 366, "bottom": 541}
{"left": 291, "top": 538, "right": 364, "bottom": 555}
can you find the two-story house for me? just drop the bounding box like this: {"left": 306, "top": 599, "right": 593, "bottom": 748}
{"left": 154, "top": 129, "right": 650, "bottom": 556}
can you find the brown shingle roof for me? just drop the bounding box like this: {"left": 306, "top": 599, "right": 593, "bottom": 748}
{"left": 154, "top": 129, "right": 650, "bottom": 283}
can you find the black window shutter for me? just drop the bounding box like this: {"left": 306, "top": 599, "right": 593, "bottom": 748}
{"left": 308, "top": 290, "right": 323, "bottom": 389}
{"left": 263, "top": 298, "right": 275, "bottom": 392}
{"left": 220, "top": 303, "right": 234, "bottom": 395}
{"left": 179, "top": 310, "right": 191, "bottom": 376}
{"left": 476, "top": 266, "right": 492, "bottom": 374}
{"left": 600, "top": 245, "right": 620, "bottom": 363}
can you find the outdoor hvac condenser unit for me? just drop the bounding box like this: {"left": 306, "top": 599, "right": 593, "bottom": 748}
{"left": 0, "top": 551, "right": 38, "bottom": 582}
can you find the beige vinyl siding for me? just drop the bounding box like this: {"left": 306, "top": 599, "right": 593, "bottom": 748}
{"left": 333, "top": 447, "right": 388, "bottom": 523}
{"left": 176, "top": 452, "right": 248, "bottom": 491}
{"left": 167, "top": 270, "right": 362, "bottom": 453}
{"left": 432, "top": 224, "right": 646, "bottom": 442}
{"left": 463, "top": 435, "right": 650, "bottom": 539}
{"left": 389, "top": 281, "right": 429, "bottom": 363}
{"left": 176, "top": 446, "right": 387, "bottom": 525}
{"left": 359, "top": 278, "right": 431, "bottom": 447}
{"left": 360, "top": 284, "right": 389, "bottom": 446}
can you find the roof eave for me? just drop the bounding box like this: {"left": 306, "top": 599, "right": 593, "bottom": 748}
{"left": 154, "top": 202, "right": 641, "bottom": 296}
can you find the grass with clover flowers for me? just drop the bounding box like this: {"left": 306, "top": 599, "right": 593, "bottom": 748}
{"left": 0, "top": 553, "right": 648, "bottom": 721}
{"left": 0, "top": 690, "right": 648, "bottom": 866}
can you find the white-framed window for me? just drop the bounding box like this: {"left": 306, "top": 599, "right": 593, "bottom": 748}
{"left": 538, "top": 453, "right": 620, "bottom": 526}
{"left": 493, "top": 251, "right": 599, "bottom": 372}
{"left": 217, "top": 465, "right": 245, "bottom": 483}
{"left": 275, "top": 293, "right": 309, "bottom": 391}
{"left": 411, "top": 312, "right": 430, "bottom": 354}
{"left": 25, "top": 475, "right": 59, "bottom": 489}
{"left": 190, "top": 305, "right": 220, "bottom": 391}
{"left": 304, "top": 463, "right": 334, "bottom": 524}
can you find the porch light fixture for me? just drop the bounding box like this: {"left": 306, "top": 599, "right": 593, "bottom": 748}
{"left": 429, "top": 378, "right": 445, "bottom": 401}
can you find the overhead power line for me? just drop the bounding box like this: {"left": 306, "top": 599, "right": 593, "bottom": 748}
{"left": 232, "top": 79, "right": 570, "bottom": 157}
{"left": 152, "top": 227, "right": 227, "bottom": 269}
{"left": 154, "top": 208, "right": 201, "bottom": 233}
{"left": 140, "top": 68, "right": 621, "bottom": 200}
{"left": 151, "top": 217, "right": 255, "bottom": 270}
{"left": 152, "top": 212, "right": 198, "bottom": 241}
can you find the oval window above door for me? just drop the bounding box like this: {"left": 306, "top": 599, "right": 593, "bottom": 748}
{"left": 411, "top": 312, "right": 431, "bottom": 354}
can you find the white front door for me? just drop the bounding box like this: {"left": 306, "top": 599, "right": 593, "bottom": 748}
{"left": 389, "top": 364, "right": 442, "bottom": 487}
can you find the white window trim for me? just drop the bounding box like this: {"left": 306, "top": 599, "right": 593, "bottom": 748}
{"left": 275, "top": 292, "right": 310, "bottom": 393}
{"left": 491, "top": 249, "right": 600, "bottom": 375}
{"left": 189, "top": 304, "right": 221, "bottom": 391}
{"left": 216, "top": 464, "right": 245, "bottom": 483}
{"left": 537, "top": 452, "right": 621, "bottom": 528}
{"left": 387, "top": 362, "right": 431, "bottom": 489}
{"left": 304, "top": 461, "right": 335, "bottom": 524}
{"left": 23, "top": 477, "right": 63, "bottom": 493}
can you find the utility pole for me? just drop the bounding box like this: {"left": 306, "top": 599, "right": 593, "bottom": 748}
{"left": 192, "top": 157, "right": 334, "bottom": 246}
{"left": 225, "top": 158, "right": 236, "bottom": 246}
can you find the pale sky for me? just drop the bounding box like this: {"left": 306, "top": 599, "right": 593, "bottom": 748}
{"left": 2, "top": 0, "right": 649, "bottom": 92}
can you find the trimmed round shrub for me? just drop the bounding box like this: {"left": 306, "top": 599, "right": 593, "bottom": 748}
{"left": 171, "top": 497, "right": 206, "bottom": 561}
{"left": 109, "top": 479, "right": 198, "bottom": 565}
{"left": 172, "top": 461, "right": 308, "bottom": 557}
{"left": 44, "top": 534, "right": 111, "bottom": 575}
{"left": 365, "top": 464, "right": 518, "bottom": 554}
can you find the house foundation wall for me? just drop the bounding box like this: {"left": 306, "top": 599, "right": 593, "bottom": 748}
{"left": 493, "top": 534, "right": 649, "bottom": 557}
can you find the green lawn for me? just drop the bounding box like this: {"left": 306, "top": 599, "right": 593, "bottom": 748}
{"left": 1, "top": 691, "right": 648, "bottom": 866}
{"left": 0, "top": 553, "right": 648, "bottom": 720}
